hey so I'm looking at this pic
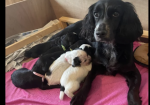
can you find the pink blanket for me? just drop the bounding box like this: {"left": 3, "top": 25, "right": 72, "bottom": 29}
{"left": 5, "top": 41, "right": 148, "bottom": 105}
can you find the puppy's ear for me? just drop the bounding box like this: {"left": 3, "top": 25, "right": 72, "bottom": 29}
{"left": 116, "top": 2, "right": 143, "bottom": 44}
{"left": 81, "top": 3, "right": 96, "bottom": 40}
{"left": 89, "top": 47, "right": 96, "bottom": 57}
{"left": 83, "top": 46, "right": 95, "bottom": 57}
{"left": 65, "top": 51, "right": 72, "bottom": 64}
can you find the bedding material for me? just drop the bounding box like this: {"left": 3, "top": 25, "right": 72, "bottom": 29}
{"left": 5, "top": 41, "right": 148, "bottom": 105}
{"left": 5, "top": 19, "right": 62, "bottom": 73}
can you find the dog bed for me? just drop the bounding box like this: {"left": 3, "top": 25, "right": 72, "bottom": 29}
{"left": 5, "top": 41, "right": 148, "bottom": 105}
{"left": 134, "top": 43, "right": 148, "bottom": 67}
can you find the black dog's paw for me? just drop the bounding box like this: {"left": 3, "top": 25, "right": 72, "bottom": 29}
{"left": 128, "top": 95, "right": 142, "bottom": 105}
{"left": 70, "top": 91, "right": 87, "bottom": 105}
{"left": 128, "top": 99, "right": 142, "bottom": 105}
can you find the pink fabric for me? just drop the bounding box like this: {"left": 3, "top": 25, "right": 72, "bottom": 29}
{"left": 5, "top": 41, "right": 148, "bottom": 105}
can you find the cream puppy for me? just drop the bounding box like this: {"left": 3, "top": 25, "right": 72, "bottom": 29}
{"left": 45, "top": 49, "right": 91, "bottom": 86}
{"left": 59, "top": 44, "right": 94, "bottom": 100}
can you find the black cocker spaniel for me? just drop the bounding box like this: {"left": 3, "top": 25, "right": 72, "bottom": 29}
{"left": 24, "top": 0, "right": 143, "bottom": 105}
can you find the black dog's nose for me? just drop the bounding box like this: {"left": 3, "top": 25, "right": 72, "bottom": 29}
{"left": 96, "top": 31, "right": 106, "bottom": 37}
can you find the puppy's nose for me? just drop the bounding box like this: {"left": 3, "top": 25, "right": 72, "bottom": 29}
{"left": 96, "top": 31, "right": 106, "bottom": 37}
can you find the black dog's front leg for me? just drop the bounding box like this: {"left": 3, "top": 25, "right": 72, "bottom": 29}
{"left": 119, "top": 64, "right": 142, "bottom": 105}
{"left": 70, "top": 63, "right": 104, "bottom": 105}
{"left": 70, "top": 70, "right": 96, "bottom": 105}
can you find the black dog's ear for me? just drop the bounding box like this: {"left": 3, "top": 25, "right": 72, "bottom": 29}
{"left": 81, "top": 3, "right": 96, "bottom": 40}
{"left": 116, "top": 2, "right": 143, "bottom": 44}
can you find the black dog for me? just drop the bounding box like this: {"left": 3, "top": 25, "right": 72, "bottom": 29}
{"left": 23, "top": 0, "right": 143, "bottom": 105}
{"left": 24, "top": 32, "right": 79, "bottom": 58}
{"left": 70, "top": 0, "right": 143, "bottom": 105}
{"left": 11, "top": 51, "right": 65, "bottom": 89}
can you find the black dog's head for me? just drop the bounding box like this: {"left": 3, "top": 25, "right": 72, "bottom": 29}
{"left": 81, "top": 0, "right": 143, "bottom": 44}
{"left": 61, "top": 32, "right": 79, "bottom": 48}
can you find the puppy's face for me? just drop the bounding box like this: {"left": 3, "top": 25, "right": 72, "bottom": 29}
{"left": 65, "top": 50, "right": 91, "bottom": 67}
{"left": 93, "top": 0, "right": 124, "bottom": 42}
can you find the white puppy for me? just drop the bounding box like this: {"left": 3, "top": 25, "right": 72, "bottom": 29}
{"left": 45, "top": 49, "right": 91, "bottom": 86}
{"left": 59, "top": 44, "right": 93, "bottom": 100}
{"left": 45, "top": 53, "right": 70, "bottom": 86}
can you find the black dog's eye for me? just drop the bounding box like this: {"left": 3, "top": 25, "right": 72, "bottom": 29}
{"left": 112, "top": 12, "right": 119, "bottom": 17}
{"left": 94, "top": 12, "right": 99, "bottom": 18}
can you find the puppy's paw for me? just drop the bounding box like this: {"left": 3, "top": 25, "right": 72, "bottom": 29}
{"left": 24, "top": 50, "right": 32, "bottom": 58}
